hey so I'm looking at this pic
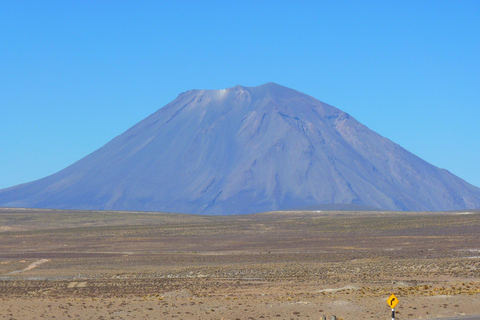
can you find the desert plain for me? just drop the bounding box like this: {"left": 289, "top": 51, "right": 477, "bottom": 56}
{"left": 1, "top": 208, "right": 480, "bottom": 320}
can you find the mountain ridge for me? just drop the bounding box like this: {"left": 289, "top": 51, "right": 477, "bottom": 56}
{"left": 1, "top": 83, "right": 479, "bottom": 214}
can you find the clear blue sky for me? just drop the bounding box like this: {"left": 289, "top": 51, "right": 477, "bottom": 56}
{"left": 1, "top": 1, "right": 479, "bottom": 190}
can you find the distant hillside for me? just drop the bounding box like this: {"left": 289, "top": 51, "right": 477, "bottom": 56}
{"left": 1, "top": 83, "right": 480, "bottom": 214}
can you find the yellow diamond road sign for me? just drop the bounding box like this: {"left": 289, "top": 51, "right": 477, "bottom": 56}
{"left": 387, "top": 294, "right": 399, "bottom": 309}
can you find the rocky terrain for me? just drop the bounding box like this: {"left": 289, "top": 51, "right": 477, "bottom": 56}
{"left": 1, "top": 208, "right": 480, "bottom": 319}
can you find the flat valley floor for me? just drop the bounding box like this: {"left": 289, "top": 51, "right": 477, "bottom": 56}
{"left": 1, "top": 208, "right": 480, "bottom": 320}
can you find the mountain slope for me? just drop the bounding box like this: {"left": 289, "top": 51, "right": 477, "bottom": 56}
{"left": 1, "top": 83, "right": 480, "bottom": 214}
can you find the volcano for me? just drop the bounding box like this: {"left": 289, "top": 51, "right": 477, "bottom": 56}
{"left": 1, "top": 83, "right": 480, "bottom": 214}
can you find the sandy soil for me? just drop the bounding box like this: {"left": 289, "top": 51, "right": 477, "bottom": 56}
{"left": 1, "top": 208, "right": 480, "bottom": 319}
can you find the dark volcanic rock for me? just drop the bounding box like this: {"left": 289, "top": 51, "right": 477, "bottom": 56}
{"left": 1, "top": 83, "right": 480, "bottom": 214}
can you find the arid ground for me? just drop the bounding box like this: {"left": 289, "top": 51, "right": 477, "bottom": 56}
{"left": 1, "top": 208, "right": 480, "bottom": 319}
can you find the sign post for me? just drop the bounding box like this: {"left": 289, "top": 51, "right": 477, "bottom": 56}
{"left": 387, "top": 294, "right": 399, "bottom": 320}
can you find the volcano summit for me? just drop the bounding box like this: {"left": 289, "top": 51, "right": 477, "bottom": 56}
{"left": 1, "top": 83, "right": 480, "bottom": 214}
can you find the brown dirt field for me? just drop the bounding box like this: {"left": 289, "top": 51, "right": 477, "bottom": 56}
{"left": 1, "top": 208, "right": 480, "bottom": 319}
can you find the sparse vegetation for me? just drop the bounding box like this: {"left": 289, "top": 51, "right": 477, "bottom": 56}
{"left": 1, "top": 208, "right": 480, "bottom": 319}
